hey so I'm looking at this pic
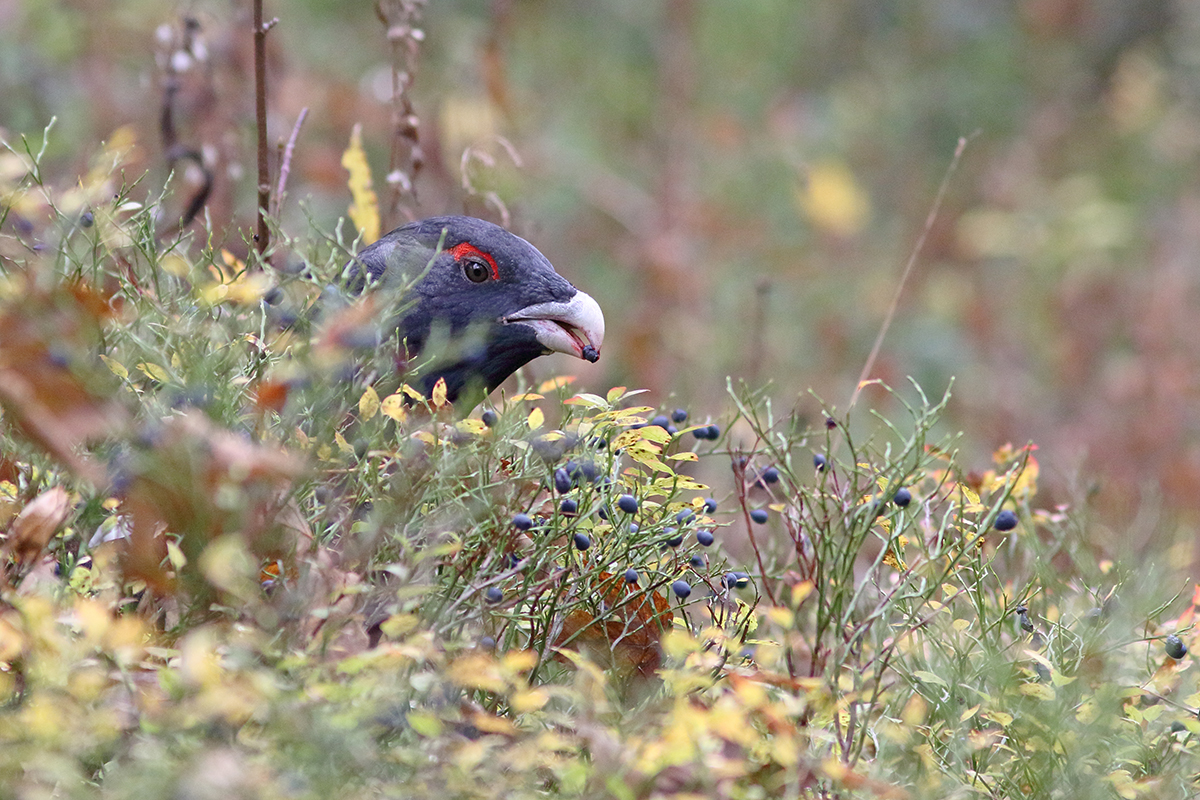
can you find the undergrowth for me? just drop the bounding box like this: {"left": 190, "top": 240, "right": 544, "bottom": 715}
{"left": 0, "top": 127, "right": 1198, "bottom": 800}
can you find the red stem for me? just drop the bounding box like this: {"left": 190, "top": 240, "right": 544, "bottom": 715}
{"left": 253, "top": 0, "right": 271, "bottom": 260}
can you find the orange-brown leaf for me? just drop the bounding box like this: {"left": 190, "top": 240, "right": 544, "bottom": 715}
{"left": 6, "top": 487, "right": 72, "bottom": 565}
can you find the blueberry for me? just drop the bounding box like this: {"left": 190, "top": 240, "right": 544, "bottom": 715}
{"left": 512, "top": 513, "right": 533, "bottom": 531}
{"left": 573, "top": 533, "right": 591, "bottom": 551}
{"left": 1166, "top": 635, "right": 1188, "bottom": 660}
{"left": 671, "top": 408, "right": 688, "bottom": 423}
{"left": 480, "top": 636, "right": 496, "bottom": 649}
{"left": 80, "top": 210, "right": 94, "bottom": 228}
{"left": 994, "top": 510, "right": 1018, "bottom": 531}
{"left": 579, "top": 461, "right": 599, "bottom": 482}
{"left": 624, "top": 567, "right": 639, "bottom": 584}
{"left": 723, "top": 572, "right": 750, "bottom": 589}
{"left": 628, "top": 523, "right": 639, "bottom": 534}
{"left": 554, "top": 468, "right": 572, "bottom": 494}
{"left": 560, "top": 498, "right": 578, "bottom": 515}
{"left": 705, "top": 424, "right": 721, "bottom": 440}
{"left": 696, "top": 529, "right": 714, "bottom": 547}
{"left": 689, "top": 555, "right": 705, "bottom": 569}
{"left": 663, "top": 528, "right": 683, "bottom": 547}
{"left": 485, "top": 587, "right": 504, "bottom": 604}
{"left": 893, "top": 488, "right": 912, "bottom": 507}
{"left": 481, "top": 409, "right": 498, "bottom": 427}
{"left": 667, "top": 425, "right": 678, "bottom": 436}
{"left": 591, "top": 437, "right": 608, "bottom": 450}
{"left": 750, "top": 509, "right": 768, "bottom": 524}
{"left": 813, "top": 454, "right": 827, "bottom": 472}
{"left": 617, "top": 494, "right": 639, "bottom": 514}
{"left": 651, "top": 415, "right": 671, "bottom": 430}
{"left": 672, "top": 579, "right": 692, "bottom": 599}
{"left": 597, "top": 506, "right": 609, "bottom": 520}
{"left": 510, "top": 553, "right": 523, "bottom": 568}
{"left": 692, "top": 427, "right": 708, "bottom": 440}
{"left": 675, "top": 508, "right": 694, "bottom": 525}
{"left": 703, "top": 498, "right": 718, "bottom": 513}
{"left": 761, "top": 466, "right": 780, "bottom": 484}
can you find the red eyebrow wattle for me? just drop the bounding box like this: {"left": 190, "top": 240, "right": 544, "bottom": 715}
{"left": 448, "top": 242, "right": 499, "bottom": 280}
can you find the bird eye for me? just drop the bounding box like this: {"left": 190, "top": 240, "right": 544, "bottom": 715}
{"left": 462, "top": 259, "right": 491, "bottom": 283}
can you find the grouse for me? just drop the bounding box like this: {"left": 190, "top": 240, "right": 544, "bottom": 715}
{"left": 349, "top": 216, "right": 604, "bottom": 406}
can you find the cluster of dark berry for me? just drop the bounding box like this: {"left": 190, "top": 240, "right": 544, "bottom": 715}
{"left": 480, "top": 407, "right": 752, "bottom": 610}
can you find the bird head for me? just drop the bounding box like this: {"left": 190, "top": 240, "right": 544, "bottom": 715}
{"left": 349, "top": 216, "right": 604, "bottom": 406}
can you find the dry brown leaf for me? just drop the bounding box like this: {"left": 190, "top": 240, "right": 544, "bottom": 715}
{"left": 554, "top": 571, "right": 674, "bottom": 679}
{"left": 5, "top": 487, "right": 72, "bottom": 566}
{"left": 0, "top": 279, "right": 127, "bottom": 483}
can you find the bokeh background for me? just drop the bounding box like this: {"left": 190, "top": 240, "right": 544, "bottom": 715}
{"left": 3, "top": 0, "right": 1200, "bottom": 555}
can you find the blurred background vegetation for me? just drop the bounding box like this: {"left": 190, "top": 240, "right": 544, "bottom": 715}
{"left": 3, "top": 0, "right": 1199, "bottom": 558}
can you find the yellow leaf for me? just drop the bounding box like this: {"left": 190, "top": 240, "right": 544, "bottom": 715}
{"left": 456, "top": 418, "right": 487, "bottom": 435}
{"left": 359, "top": 386, "right": 380, "bottom": 421}
{"left": 166, "top": 540, "right": 187, "bottom": 570}
{"left": 406, "top": 711, "right": 443, "bottom": 737}
{"left": 527, "top": 407, "right": 544, "bottom": 430}
{"left": 610, "top": 430, "right": 643, "bottom": 451}
{"left": 381, "top": 393, "right": 407, "bottom": 422}
{"left": 470, "top": 711, "right": 517, "bottom": 735}
{"left": 220, "top": 249, "right": 245, "bottom": 273}
{"left": 446, "top": 654, "right": 506, "bottom": 693}
{"left": 334, "top": 431, "right": 355, "bottom": 455}
{"left": 379, "top": 613, "right": 419, "bottom": 638}
{"left": 160, "top": 254, "right": 190, "bottom": 277}
{"left": 1018, "top": 683, "right": 1055, "bottom": 700}
{"left": 667, "top": 451, "right": 698, "bottom": 462}
{"left": 99, "top": 355, "right": 128, "bottom": 380}
{"left": 790, "top": 581, "right": 814, "bottom": 606}
{"left": 959, "top": 484, "right": 984, "bottom": 513}
{"left": 505, "top": 393, "right": 544, "bottom": 404}
{"left": 1106, "top": 769, "right": 1138, "bottom": 800}
{"left": 537, "top": 376, "right": 575, "bottom": 393}
{"left": 0, "top": 613, "right": 25, "bottom": 662}
{"left": 401, "top": 384, "right": 425, "bottom": 402}
{"left": 1012, "top": 454, "right": 1040, "bottom": 500}
{"left": 136, "top": 362, "right": 170, "bottom": 383}
{"left": 431, "top": 377, "right": 448, "bottom": 409}
{"left": 501, "top": 650, "right": 538, "bottom": 674}
{"left": 342, "top": 123, "right": 380, "bottom": 244}
{"left": 628, "top": 447, "right": 672, "bottom": 475}
{"left": 797, "top": 159, "right": 870, "bottom": 237}
{"left": 606, "top": 386, "right": 627, "bottom": 403}
{"left": 509, "top": 688, "right": 549, "bottom": 713}
{"left": 636, "top": 425, "right": 672, "bottom": 445}
{"left": 902, "top": 695, "right": 927, "bottom": 726}
{"left": 985, "top": 710, "right": 1014, "bottom": 727}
